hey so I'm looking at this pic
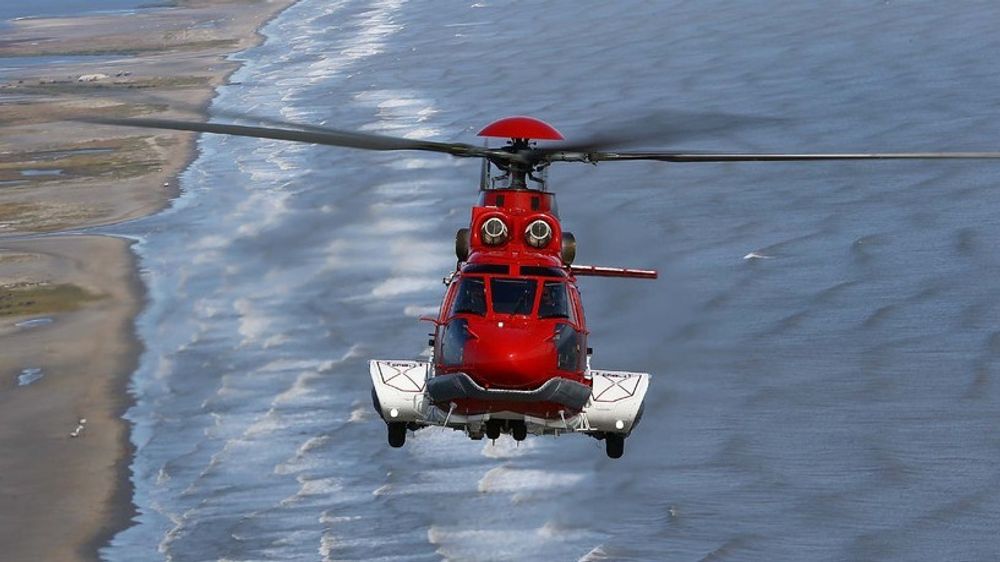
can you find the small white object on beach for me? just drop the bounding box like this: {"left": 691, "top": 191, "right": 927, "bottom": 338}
{"left": 77, "top": 73, "right": 109, "bottom": 82}
{"left": 69, "top": 418, "right": 88, "bottom": 438}
{"left": 15, "top": 317, "right": 53, "bottom": 329}
{"left": 743, "top": 251, "right": 774, "bottom": 261}
{"left": 17, "top": 368, "right": 44, "bottom": 386}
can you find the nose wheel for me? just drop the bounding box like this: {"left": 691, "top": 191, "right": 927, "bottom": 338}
{"left": 605, "top": 434, "right": 625, "bottom": 459}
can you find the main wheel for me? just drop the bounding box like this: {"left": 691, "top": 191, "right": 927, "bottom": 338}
{"left": 605, "top": 434, "right": 625, "bottom": 459}
{"left": 485, "top": 420, "right": 502, "bottom": 440}
{"left": 387, "top": 422, "right": 406, "bottom": 448}
{"left": 511, "top": 421, "right": 527, "bottom": 441}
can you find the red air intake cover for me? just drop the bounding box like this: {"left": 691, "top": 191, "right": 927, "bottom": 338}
{"left": 477, "top": 116, "right": 564, "bottom": 140}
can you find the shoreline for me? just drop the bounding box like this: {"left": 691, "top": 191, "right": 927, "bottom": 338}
{"left": 87, "top": 233, "right": 145, "bottom": 562}
{"left": 0, "top": 1, "right": 297, "bottom": 560}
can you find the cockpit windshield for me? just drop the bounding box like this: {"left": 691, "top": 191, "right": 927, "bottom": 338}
{"left": 490, "top": 278, "right": 536, "bottom": 315}
{"left": 451, "top": 275, "right": 574, "bottom": 318}
{"left": 538, "top": 280, "right": 570, "bottom": 319}
{"left": 452, "top": 277, "right": 486, "bottom": 316}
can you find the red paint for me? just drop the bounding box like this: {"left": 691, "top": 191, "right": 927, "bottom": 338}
{"left": 426, "top": 118, "right": 656, "bottom": 419}
{"left": 570, "top": 265, "right": 658, "bottom": 279}
{"left": 477, "top": 116, "right": 564, "bottom": 140}
{"left": 433, "top": 187, "right": 588, "bottom": 415}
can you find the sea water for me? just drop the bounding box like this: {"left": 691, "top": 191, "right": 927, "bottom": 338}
{"left": 103, "top": 1, "right": 1000, "bottom": 560}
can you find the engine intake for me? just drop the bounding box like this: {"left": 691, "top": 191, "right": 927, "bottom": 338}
{"left": 524, "top": 219, "right": 553, "bottom": 248}
{"left": 481, "top": 217, "right": 509, "bottom": 245}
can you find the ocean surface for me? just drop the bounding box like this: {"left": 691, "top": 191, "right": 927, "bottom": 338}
{"left": 101, "top": 1, "right": 1000, "bottom": 560}
{"left": 0, "top": 0, "right": 149, "bottom": 22}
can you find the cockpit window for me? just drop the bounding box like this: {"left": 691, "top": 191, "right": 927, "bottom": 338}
{"left": 538, "top": 281, "right": 570, "bottom": 319}
{"left": 490, "top": 278, "right": 537, "bottom": 315}
{"left": 452, "top": 277, "right": 486, "bottom": 316}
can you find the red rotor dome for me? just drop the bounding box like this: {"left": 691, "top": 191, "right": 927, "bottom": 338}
{"left": 477, "top": 116, "right": 564, "bottom": 140}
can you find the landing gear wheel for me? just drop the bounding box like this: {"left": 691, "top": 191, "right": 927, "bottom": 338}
{"left": 387, "top": 422, "right": 406, "bottom": 448}
{"left": 511, "top": 421, "right": 527, "bottom": 442}
{"left": 485, "top": 420, "right": 502, "bottom": 440}
{"left": 605, "top": 434, "right": 625, "bottom": 459}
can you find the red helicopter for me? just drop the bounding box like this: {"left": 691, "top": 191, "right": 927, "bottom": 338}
{"left": 87, "top": 112, "right": 1000, "bottom": 458}
{"left": 391, "top": 118, "right": 659, "bottom": 459}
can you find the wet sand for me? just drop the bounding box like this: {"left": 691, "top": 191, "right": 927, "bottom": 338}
{"left": 0, "top": 1, "right": 295, "bottom": 560}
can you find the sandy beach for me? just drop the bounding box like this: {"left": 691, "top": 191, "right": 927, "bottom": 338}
{"left": 0, "top": 236, "right": 140, "bottom": 562}
{"left": 0, "top": 1, "right": 295, "bottom": 560}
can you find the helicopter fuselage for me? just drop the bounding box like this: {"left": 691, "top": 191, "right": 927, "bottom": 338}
{"left": 429, "top": 189, "right": 591, "bottom": 419}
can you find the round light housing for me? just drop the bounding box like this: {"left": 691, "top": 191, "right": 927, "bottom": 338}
{"left": 524, "top": 219, "right": 552, "bottom": 248}
{"left": 481, "top": 217, "right": 509, "bottom": 245}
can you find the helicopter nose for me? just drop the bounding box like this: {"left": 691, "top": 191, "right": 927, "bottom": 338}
{"left": 464, "top": 322, "right": 553, "bottom": 389}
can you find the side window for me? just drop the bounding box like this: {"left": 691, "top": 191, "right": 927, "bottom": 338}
{"left": 569, "top": 285, "right": 584, "bottom": 327}
{"left": 553, "top": 323, "right": 585, "bottom": 372}
{"left": 538, "top": 281, "right": 571, "bottom": 319}
{"left": 451, "top": 277, "right": 486, "bottom": 316}
{"left": 440, "top": 319, "right": 470, "bottom": 366}
{"left": 440, "top": 279, "right": 460, "bottom": 321}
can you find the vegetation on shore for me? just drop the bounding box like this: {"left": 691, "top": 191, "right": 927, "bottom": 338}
{"left": 0, "top": 282, "right": 100, "bottom": 317}
{"left": 0, "top": 136, "right": 166, "bottom": 183}
{"left": 0, "top": 39, "right": 239, "bottom": 58}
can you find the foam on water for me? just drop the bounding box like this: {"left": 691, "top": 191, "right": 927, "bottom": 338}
{"left": 402, "top": 304, "right": 438, "bottom": 317}
{"left": 370, "top": 276, "right": 440, "bottom": 297}
{"left": 428, "top": 521, "right": 603, "bottom": 562}
{"left": 479, "top": 436, "right": 534, "bottom": 459}
{"left": 274, "top": 435, "right": 332, "bottom": 475}
{"left": 477, "top": 465, "right": 587, "bottom": 494}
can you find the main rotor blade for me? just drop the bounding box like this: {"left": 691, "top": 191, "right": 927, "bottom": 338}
{"left": 79, "top": 116, "right": 504, "bottom": 160}
{"left": 538, "top": 111, "right": 786, "bottom": 154}
{"left": 548, "top": 151, "right": 1000, "bottom": 163}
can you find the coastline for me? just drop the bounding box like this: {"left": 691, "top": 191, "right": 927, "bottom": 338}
{"left": 0, "top": 1, "right": 297, "bottom": 560}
